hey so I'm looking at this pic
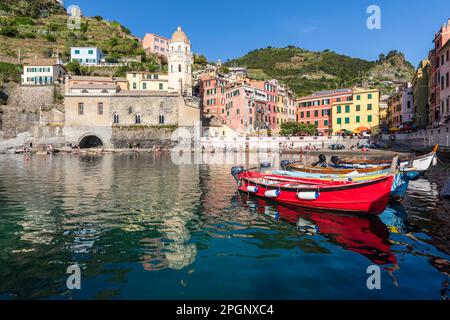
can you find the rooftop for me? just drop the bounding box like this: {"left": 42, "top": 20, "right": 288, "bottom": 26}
{"left": 22, "top": 58, "right": 62, "bottom": 66}
{"left": 70, "top": 76, "right": 127, "bottom": 82}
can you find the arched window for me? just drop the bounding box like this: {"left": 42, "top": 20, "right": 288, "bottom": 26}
{"left": 159, "top": 114, "right": 165, "bottom": 124}
{"left": 113, "top": 113, "right": 120, "bottom": 124}
{"left": 178, "top": 64, "right": 182, "bottom": 72}
{"left": 171, "top": 65, "right": 173, "bottom": 73}
{"left": 178, "top": 45, "right": 181, "bottom": 52}
{"left": 135, "top": 114, "right": 142, "bottom": 124}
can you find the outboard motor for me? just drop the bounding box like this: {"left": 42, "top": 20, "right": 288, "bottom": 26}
{"left": 280, "top": 160, "right": 291, "bottom": 170}
{"left": 231, "top": 166, "right": 245, "bottom": 182}
{"left": 312, "top": 154, "right": 327, "bottom": 167}
{"left": 331, "top": 156, "right": 341, "bottom": 166}
{"left": 260, "top": 162, "right": 272, "bottom": 170}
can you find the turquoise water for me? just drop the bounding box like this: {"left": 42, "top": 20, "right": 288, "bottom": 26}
{"left": 0, "top": 153, "right": 448, "bottom": 300}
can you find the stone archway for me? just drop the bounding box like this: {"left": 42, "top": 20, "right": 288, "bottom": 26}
{"left": 79, "top": 135, "right": 103, "bottom": 149}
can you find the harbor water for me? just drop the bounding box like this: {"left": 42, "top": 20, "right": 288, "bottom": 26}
{"left": 0, "top": 153, "right": 449, "bottom": 300}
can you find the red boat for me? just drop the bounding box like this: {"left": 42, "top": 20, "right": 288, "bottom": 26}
{"left": 232, "top": 168, "right": 394, "bottom": 215}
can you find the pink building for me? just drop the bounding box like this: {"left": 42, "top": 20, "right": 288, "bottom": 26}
{"left": 297, "top": 89, "right": 353, "bottom": 135}
{"left": 438, "top": 37, "right": 450, "bottom": 124}
{"left": 251, "top": 80, "right": 278, "bottom": 132}
{"left": 142, "top": 33, "right": 170, "bottom": 58}
{"left": 431, "top": 19, "right": 450, "bottom": 126}
{"left": 198, "top": 74, "right": 229, "bottom": 116}
{"left": 198, "top": 76, "right": 290, "bottom": 135}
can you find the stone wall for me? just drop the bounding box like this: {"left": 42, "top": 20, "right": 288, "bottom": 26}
{"left": 110, "top": 95, "right": 180, "bottom": 126}
{"left": 381, "top": 124, "right": 450, "bottom": 149}
{"left": 111, "top": 126, "right": 177, "bottom": 149}
{"left": 0, "top": 83, "right": 59, "bottom": 140}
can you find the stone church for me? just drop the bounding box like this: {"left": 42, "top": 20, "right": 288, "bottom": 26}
{"left": 63, "top": 27, "right": 200, "bottom": 149}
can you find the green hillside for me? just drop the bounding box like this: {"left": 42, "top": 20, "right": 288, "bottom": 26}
{"left": 0, "top": 0, "right": 162, "bottom": 80}
{"left": 225, "top": 46, "right": 415, "bottom": 96}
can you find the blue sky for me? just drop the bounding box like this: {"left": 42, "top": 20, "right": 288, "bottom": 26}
{"left": 66, "top": 0, "right": 449, "bottom": 67}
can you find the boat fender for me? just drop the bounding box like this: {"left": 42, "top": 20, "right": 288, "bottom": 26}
{"left": 264, "top": 190, "right": 280, "bottom": 198}
{"left": 247, "top": 186, "right": 259, "bottom": 193}
{"left": 297, "top": 191, "right": 320, "bottom": 200}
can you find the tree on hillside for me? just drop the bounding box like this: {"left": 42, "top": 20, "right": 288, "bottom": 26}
{"left": 65, "top": 61, "right": 81, "bottom": 75}
{"left": 194, "top": 54, "right": 208, "bottom": 67}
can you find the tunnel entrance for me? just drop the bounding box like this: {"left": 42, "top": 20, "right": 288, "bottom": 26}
{"left": 79, "top": 135, "right": 103, "bottom": 149}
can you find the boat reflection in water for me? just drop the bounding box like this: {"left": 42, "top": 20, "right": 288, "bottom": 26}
{"left": 239, "top": 195, "right": 398, "bottom": 268}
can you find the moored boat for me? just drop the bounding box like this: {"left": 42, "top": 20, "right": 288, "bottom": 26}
{"left": 231, "top": 168, "right": 394, "bottom": 215}
{"left": 338, "top": 145, "right": 438, "bottom": 172}
{"left": 274, "top": 162, "right": 421, "bottom": 201}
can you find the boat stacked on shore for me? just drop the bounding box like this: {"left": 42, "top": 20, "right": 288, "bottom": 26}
{"left": 231, "top": 146, "right": 438, "bottom": 215}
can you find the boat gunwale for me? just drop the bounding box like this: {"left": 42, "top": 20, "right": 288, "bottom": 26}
{"left": 239, "top": 174, "right": 393, "bottom": 193}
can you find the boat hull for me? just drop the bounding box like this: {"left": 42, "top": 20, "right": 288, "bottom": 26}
{"left": 236, "top": 172, "right": 394, "bottom": 215}
{"left": 272, "top": 169, "right": 420, "bottom": 201}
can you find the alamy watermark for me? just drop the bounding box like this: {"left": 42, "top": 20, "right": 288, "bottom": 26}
{"left": 367, "top": 5, "right": 381, "bottom": 30}
{"left": 66, "top": 264, "right": 82, "bottom": 290}
{"left": 366, "top": 265, "right": 381, "bottom": 290}
{"left": 67, "top": 5, "right": 82, "bottom": 30}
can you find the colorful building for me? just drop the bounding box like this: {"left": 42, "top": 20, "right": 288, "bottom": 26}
{"left": 332, "top": 88, "right": 380, "bottom": 134}
{"left": 387, "top": 91, "right": 402, "bottom": 130}
{"left": 250, "top": 80, "right": 278, "bottom": 132}
{"left": 70, "top": 47, "right": 104, "bottom": 66}
{"left": 437, "top": 35, "right": 450, "bottom": 125}
{"left": 430, "top": 19, "right": 450, "bottom": 127}
{"left": 387, "top": 83, "right": 413, "bottom": 130}
{"left": 126, "top": 72, "right": 168, "bottom": 91}
{"left": 297, "top": 89, "right": 353, "bottom": 135}
{"left": 412, "top": 59, "right": 430, "bottom": 129}
{"left": 142, "top": 33, "right": 170, "bottom": 59}
{"left": 198, "top": 74, "right": 229, "bottom": 116}
{"left": 21, "top": 58, "right": 66, "bottom": 85}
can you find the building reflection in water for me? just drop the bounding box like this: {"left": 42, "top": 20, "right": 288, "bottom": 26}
{"left": 0, "top": 153, "right": 200, "bottom": 271}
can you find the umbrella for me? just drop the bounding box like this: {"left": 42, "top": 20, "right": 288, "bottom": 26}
{"left": 336, "top": 129, "right": 352, "bottom": 135}
{"left": 353, "top": 126, "right": 370, "bottom": 134}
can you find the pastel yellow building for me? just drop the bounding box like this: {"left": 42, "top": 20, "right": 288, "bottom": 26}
{"left": 276, "top": 92, "right": 288, "bottom": 131}
{"left": 126, "top": 72, "right": 169, "bottom": 91}
{"left": 332, "top": 88, "right": 380, "bottom": 134}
